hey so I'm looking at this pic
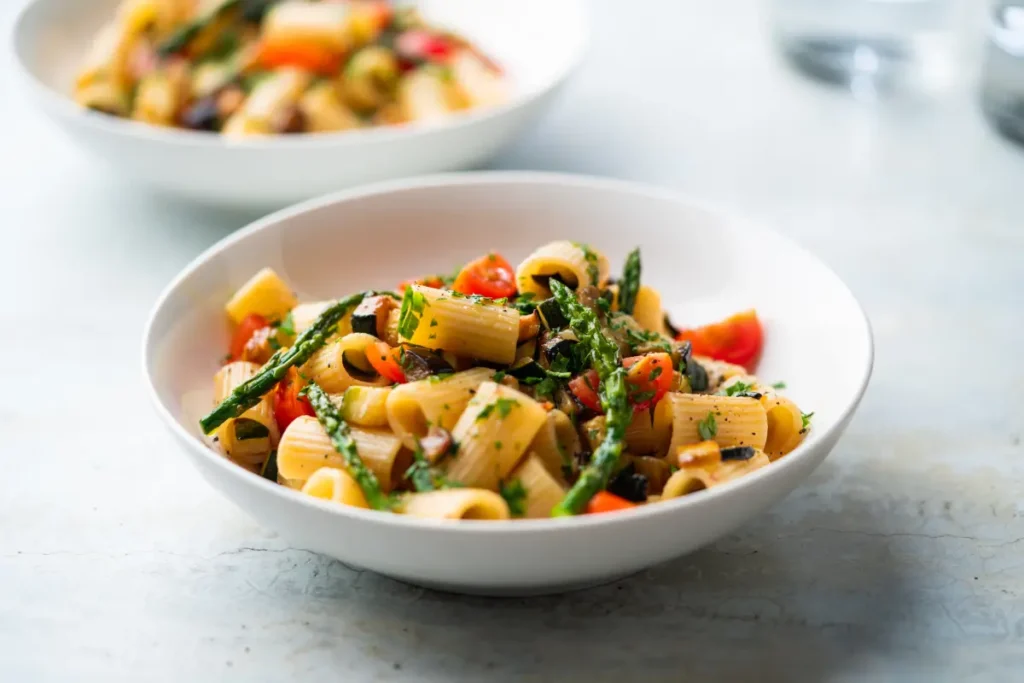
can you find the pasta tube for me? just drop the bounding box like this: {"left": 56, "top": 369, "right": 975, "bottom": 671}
{"left": 655, "top": 392, "right": 768, "bottom": 452}
{"left": 662, "top": 443, "right": 771, "bottom": 498}
{"left": 400, "top": 285, "right": 519, "bottom": 365}
{"left": 398, "top": 489, "right": 510, "bottom": 520}
{"left": 333, "top": 386, "right": 392, "bottom": 428}
{"left": 298, "top": 82, "right": 361, "bottom": 133}
{"left": 301, "top": 467, "right": 370, "bottom": 509}
{"left": 385, "top": 368, "right": 495, "bottom": 448}
{"left": 515, "top": 241, "right": 610, "bottom": 298}
{"left": 224, "top": 267, "right": 298, "bottom": 324}
{"left": 304, "top": 333, "right": 391, "bottom": 393}
{"left": 506, "top": 453, "right": 566, "bottom": 519}
{"left": 444, "top": 381, "right": 548, "bottom": 490}
{"left": 277, "top": 415, "right": 409, "bottom": 493}
{"left": 213, "top": 361, "right": 279, "bottom": 468}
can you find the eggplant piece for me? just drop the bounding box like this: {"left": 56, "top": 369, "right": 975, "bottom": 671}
{"left": 351, "top": 295, "right": 396, "bottom": 338}
{"left": 420, "top": 426, "right": 455, "bottom": 464}
{"left": 398, "top": 345, "right": 453, "bottom": 382}
{"left": 536, "top": 297, "right": 568, "bottom": 330}
{"left": 720, "top": 446, "right": 756, "bottom": 462}
{"left": 341, "top": 352, "right": 380, "bottom": 383}
{"left": 241, "top": 0, "right": 275, "bottom": 22}
{"left": 686, "top": 358, "right": 709, "bottom": 393}
{"left": 540, "top": 329, "right": 578, "bottom": 364}
{"left": 181, "top": 96, "right": 220, "bottom": 131}
{"left": 672, "top": 340, "right": 693, "bottom": 372}
{"left": 607, "top": 463, "right": 649, "bottom": 503}
{"left": 531, "top": 272, "right": 574, "bottom": 290}
{"left": 508, "top": 358, "right": 546, "bottom": 383}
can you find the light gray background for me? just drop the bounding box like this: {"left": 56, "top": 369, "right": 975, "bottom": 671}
{"left": 2, "top": 1, "right": 1022, "bottom": 681}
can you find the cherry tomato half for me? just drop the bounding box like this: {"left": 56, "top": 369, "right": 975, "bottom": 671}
{"left": 452, "top": 252, "right": 517, "bottom": 299}
{"left": 623, "top": 352, "right": 673, "bottom": 412}
{"left": 586, "top": 491, "right": 637, "bottom": 515}
{"left": 675, "top": 309, "right": 764, "bottom": 372}
{"left": 568, "top": 369, "right": 603, "bottom": 413}
{"left": 273, "top": 367, "right": 314, "bottom": 433}
{"left": 229, "top": 313, "right": 270, "bottom": 363}
{"left": 367, "top": 341, "right": 407, "bottom": 384}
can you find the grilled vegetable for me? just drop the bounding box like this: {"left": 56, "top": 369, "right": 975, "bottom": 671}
{"left": 536, "top": 297, "right": 568, "bottom": 330}
{"left": 200, "top": 291, "right": 369, "bottom": 434}
{"left": 607, "top": 463, "right": 648, "bottom": 503}
{"left": 720, "top": 446, "right": 756, "bottom": 461}
{"left": 351, "top": 294, "right": 396, "bottom": 338}
{"left": 301, "top": 381, "right": 393, "bottom": 510}
{"left": 549, "top": 279, "right": 633, "bottom": 516}
{"left": 398, "top": 345, "right": 453, "bottom": 382}
{"left": 617, "top": 248, "right": 641, "bottom": 315}
{"left": 508, "top": 357, "right": 546, "bottom": 383}
{"left": 540, "top": 330, "right": 578, "bottom": 364}
{"left": 686, "top": 358, "right": 709, "bottom": 393}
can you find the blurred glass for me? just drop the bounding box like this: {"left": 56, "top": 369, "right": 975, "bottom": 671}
{"left": 770, "top": 0, "right": 959, "bottom": 94}
{"left": 981, "top": 2, "right": 1024, "bottom": 144}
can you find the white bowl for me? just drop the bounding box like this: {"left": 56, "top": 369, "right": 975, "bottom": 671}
{"left": 11, "top": 0, "right": 587, "bottom": 207}
{"left": 143, "top": 173, "right": 873, "bottom": 596}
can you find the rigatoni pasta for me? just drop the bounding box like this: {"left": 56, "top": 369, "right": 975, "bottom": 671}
{"left": 199, "top": 242, "right": 811, "bottom": 520}
{"left": 73, "top": 1, "right": 507, "bottom": 136}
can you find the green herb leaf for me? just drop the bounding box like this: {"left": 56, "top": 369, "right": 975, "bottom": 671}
{"left": 771, "top": 381, "right": 787, "bottom": 389}
{"left": 617, "top": 248, "right": 641, "bottom": 315}
{"left": 278, "top": 311, "right": 295, "bottom": 337}
{"left": 493, "top": 370, "right": 506, "bottom": 383}
{"left": 398, "top": 286, "right": 428, "bottom": 339}
{"left": 499, "top": 479, "right": 527, "bottom": 517}
{"left": 723, "top": 380, "right": 754, "bottom": 397}
{"left": 801, "top": 411, "right": 814, "bottom": 431}
{"left": 572, "top": 242, "right": 602, "bottom": 286}
{"left": 697, "top": 411, "right": 717, "bottom": 441}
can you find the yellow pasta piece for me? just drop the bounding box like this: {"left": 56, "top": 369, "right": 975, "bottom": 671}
{"left": 527, "top": 411, "right": 570, "bottom": 480}
{"left": 277, "top": 416, "right": 409, "bottom": 493}
{"left": 301, "top": 467, "right": 369, "bottom": 509}
{"left": 624, "top": 408, "right": 671, "bottom": 456}
{"left": 399, "top": 489, "right": 510, "bottom": 520}
{"left": 449, "top": 50, "right": 507, "bottom": 108}
{"left": 213, "top": 361, "right": 279, "bottom": 468}
{"left": 398, "top": 67, "right": 457, "bottom": 122}
{"left": 132, "top": 66, "right": 187, "bottom": 126}
{"left": 401, "top": 285, "right": 519, "bottom": 365}
{"left": 695, "top": 355, "right": 750, "bottom": 393}
{"left": 222, "top": 68, "right": 311, "bottom": 137}
{"left": 298, "top": 82, "right": 361, "bottom": 133}
{"left": 444, "top": 382, "right": 548, "bottom": 490}
{"left": 760, "top": 392, "right": 806, "bottom": 460}
{"left": 663, "top": 444, "right": 771, "bottom": 499}
{"left": 289, "top": 300, "right": 338, "bottom": 335}
{"left": 224, "top": 267, "right": 298, "bottom": 324}
{"left": 631, "top": 285, "right": 666, "bottom": 335}
{"left": 386, "top": 368, "right": 495, "bottom": 448}
{"left": 515, "top": 241, "right": 610, "bottom": 299}
{"left": 333, "top": 386, "right": 392, "bottom": 428}
{"left": 343, "top": 45, "right": 399, "bottom": 112}
{"left": 655, "top": 393, "right": 768, "bottom": 452}
{"left": 304, "top": 333, "right": 390, "bottom": 393}
{"left": 262, "top": 1, "right": 354, "bottom": 53}
{"left": 506, "top": 453, "right": 565, "bottom": 519}
{"left": 75, "top": 22, "right": 132, "bottom": 92}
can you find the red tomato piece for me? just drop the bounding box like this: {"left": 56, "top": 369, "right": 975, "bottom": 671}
{"left": 586, "top": 491, "right": 637, "bottom": 515}
{"left": 569, "top": 369, "right": 603, "bottom": 413}
{"left": 397, "top": 275, "right": 446, "bottom": 292}
{"left": 452, "top": 252, "right": 517, "bottom": 299}
{"left": 255, "top": 41, "right": 341, "bottom": 76}
{"left": 675, "top": 309, "right": 764, "bottom": 372}
{"left": 367, "top": 341, "right": 407, "bottom": 384}
{"left": 396, "top": 29, "right": 454, "bottom": 63}
{"left": 623, "top": 353, "right": 673, "bottom": 412}
{"left": 229, "top": 314, "right": 270, "bottom": 363}
{"left": 273, "top": 368, "right": 314, "bottom": 433}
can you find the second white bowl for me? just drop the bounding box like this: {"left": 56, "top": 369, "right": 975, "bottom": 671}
{"left": 11, "top": 0, "right": 588, "bottom": 207}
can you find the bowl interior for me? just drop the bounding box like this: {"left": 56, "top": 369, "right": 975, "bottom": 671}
{"left": 14, "top": 0, "right": 587, "bottom": 108}
{"left": 147, "top": 174, "right": 871, "bottom": 464}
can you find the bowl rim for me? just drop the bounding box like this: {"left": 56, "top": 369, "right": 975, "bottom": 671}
{"left": 9, "top": 0, "right": 590, "bottom": 150}
{"left": 142, "top": 171, "right": 874, "bottom": 533}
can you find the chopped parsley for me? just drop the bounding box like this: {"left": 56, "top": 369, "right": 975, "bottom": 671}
{"left": 499, "top": 479, "right": 527, "bottom": 517}
{"left": 426, "top": 372, "right": 454, "bottom": 384}
{"left": 397, "top": 287, "right": 428, "bottom": 339}
{"left": 771, "top": 381, "right": 787, "bottom": 389}
{"left": 277, "top": 311, "right": 295, "bottom": 336}
{"left": 697, "top": 411, "right": 718, "bottom": 441}
{"left": 801, "top": 411, "right": 814, "bottom": 431}
{"left": 523, "top": 375, "right": 558, "bottom": 399}
{"left": 429, "top": 319, "right": 438, "bottom": 327}
{"left": 572, "top": 242, "right": 602, "bottom": 285}
{"left": 494, "top": 440, "right": 503, "bottom": 451}
{"left": 476, "top": 397, "right": 519, "bottom": 421}
{"left": 723, "top": 380, "right": 754, "bottom": 397}
{"left": 493, "top": 370, "right": 506, "bottom": 383}
{"left": 512, "top": 292, "right": 538, "bottom": 314}
{"left": 648, "top": 366, "right": 664, "bottom": 381}
{"left": 624, "top": 326, "right": 672, "bottom": 354}
{"left": 630, "top": 389, "right": 656, "bottom": 404}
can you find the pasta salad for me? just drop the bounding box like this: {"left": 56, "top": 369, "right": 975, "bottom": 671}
{"left": 200, "top": 241, "right": 812, "bottom": 520}
{"left": 74, "top": 1, "right": 507, "bottom": 135}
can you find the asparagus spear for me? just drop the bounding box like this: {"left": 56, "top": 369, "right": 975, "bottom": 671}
{"left": 301, "top": 382, "right": 394, "bottom": 511}
{"left": 199, "top": 291, "right": 369, "bottom": 434}
{"left": 157, "top": 0, "right": 241, "bottom": 57}
{"left": 617, "top": 248, "right": 641, "bottom": 316}
{"left": 548, "top": 279, "right": 634, "bottom": 516}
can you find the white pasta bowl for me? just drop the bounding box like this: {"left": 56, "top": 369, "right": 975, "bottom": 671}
{"left": 11, "top": 0, "right": 587, "bottom": 207}
{"left": 143, "top": 173, "right": 873, "bottom": 595}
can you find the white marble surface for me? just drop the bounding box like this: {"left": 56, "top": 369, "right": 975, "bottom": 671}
{"left": 3, "top": 1, "right": 1024, "bottom": 681}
